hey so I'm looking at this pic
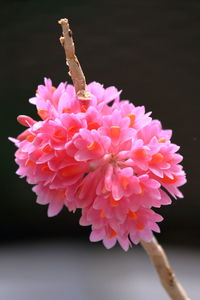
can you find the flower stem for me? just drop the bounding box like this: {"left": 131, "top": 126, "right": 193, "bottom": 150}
{"left": 141, "top": 236, "right": 191, "bottom": 300}
{"left": 58, "top": 18, "right": 90, "bottom": 100}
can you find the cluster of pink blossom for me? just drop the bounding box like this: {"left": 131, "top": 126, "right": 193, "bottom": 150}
{"left": 11, "top": 78, "right": 186, "bottom": 250}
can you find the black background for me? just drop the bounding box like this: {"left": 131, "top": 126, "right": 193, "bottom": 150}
{"left": 1, "top": 0, "right": 200, "bottom": 248}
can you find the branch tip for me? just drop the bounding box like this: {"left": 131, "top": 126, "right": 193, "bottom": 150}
{"left": 58, "top": 18, "right": 69, "bottom": 25}
{"left": 58, "top": 17, "right": 89, "bottom": 99}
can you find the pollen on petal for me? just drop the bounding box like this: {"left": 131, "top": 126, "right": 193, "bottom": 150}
{"left": 87, "top": 122, "right": 100, "bottom": 130}
{"left": 102, "top": 186, "right": 108, "bottom": 194}
{"left": 160, "top": 175, "right": 177, "bottom": 184}
{"left": 136, "top": 223, "right": 144, "bottom": 230}
{"left": 134, "top": 148, "right": 146, "bottom": 159}
{"left": 128, "top": 210, "right": 138, "bottom": 220}
{"left": 25, "top": 159, "right": 35, "bottom": 167}
{"left": 26, "top": 134, "right": 35, "bottom": 142}
{"left": 139, "top": 183, "right": 145, "bottom": 195}
{"left": 108, "top": 228, "right": 117, "bottom": 239}
{"left": 67, "top": 126, "right": 79, "bottom": 136}
{"left": 110, "top": 126, "right": 120, "bottom": 139}
{"left": 60, "top": 165, "right": 82, "bottom": 177}
{"left": 109, "top": 195, "right": 119, "bottom": 207}
{"left": 158, "top": 138, "right": 166, "bottom": 143}
{"left": 150, "top": 153, "right": 164, "bottom": 164}
{"left": 42, "top": 144, "right": 53, "bottom": 153}
{"left": 41, "top": 163, "right": 53, "bottom": 173}
{"left": 76, "top": 185, "right": 82, "bottom": 197}
{"left": 62, "top": 107, "right": 71, "bottom": 113}
{"left": 120, "top": 176, "right": 129, "bottom": 190}
{"left": 87, "top": 141, "right": 100, "bottom": 151}
{"left": 53, "top": 129, "right": 66, "bottom": 141}
{"left": 58, "top": 189, "right": 66, "bottom": 199}
{"left": 128, "top": 113, "right": 136, "bottom": 127}
{"left": 37, "top": 109, "right": 49, "bottom": 120}
{"left": 100, "top": 209, "right": 105, "bottom": 218}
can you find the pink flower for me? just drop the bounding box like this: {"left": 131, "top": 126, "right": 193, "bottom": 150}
{"left": 10, "top": 78, "right": 186, "bottom": 250}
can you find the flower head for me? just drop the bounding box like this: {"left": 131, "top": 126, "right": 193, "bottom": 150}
{"left": 11, "top": 78, "right": 186, "bottom": 250}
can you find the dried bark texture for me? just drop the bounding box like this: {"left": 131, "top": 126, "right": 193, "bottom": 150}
{"left": 58, "top": 18, "right": 90, "bottom": 100}
{"left": 141, "top": 237, "right": 191, "bottom": 300}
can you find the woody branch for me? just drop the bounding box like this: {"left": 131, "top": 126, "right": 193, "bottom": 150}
{"left": 58, "top": 18, "right": 90, "bottom": 100}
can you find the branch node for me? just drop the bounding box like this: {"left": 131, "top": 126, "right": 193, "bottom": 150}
{"left": 59, "top": 37, "right": 65, "bottom": 46}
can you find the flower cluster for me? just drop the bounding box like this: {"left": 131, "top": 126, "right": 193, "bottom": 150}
{"left": 11, "top": 78, "right": 186, "bottom": 250}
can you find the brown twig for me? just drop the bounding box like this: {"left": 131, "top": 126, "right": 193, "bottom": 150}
{"left": 58, "top": 18, "right": 190, "bottom": 300}
{"left": 58, "top": 18, "right": 90, "bottom": 100}
{"left": 141, "top": 236, "right": 191, "bottom": 300}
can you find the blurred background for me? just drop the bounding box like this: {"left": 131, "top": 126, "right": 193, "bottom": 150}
{"left": 1, "top": 0, "right": 200, "bottom": 299}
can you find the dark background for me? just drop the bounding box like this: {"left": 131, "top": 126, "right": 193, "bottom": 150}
{"left": 1, "top": 0, "right": 200, "bottom": 248}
